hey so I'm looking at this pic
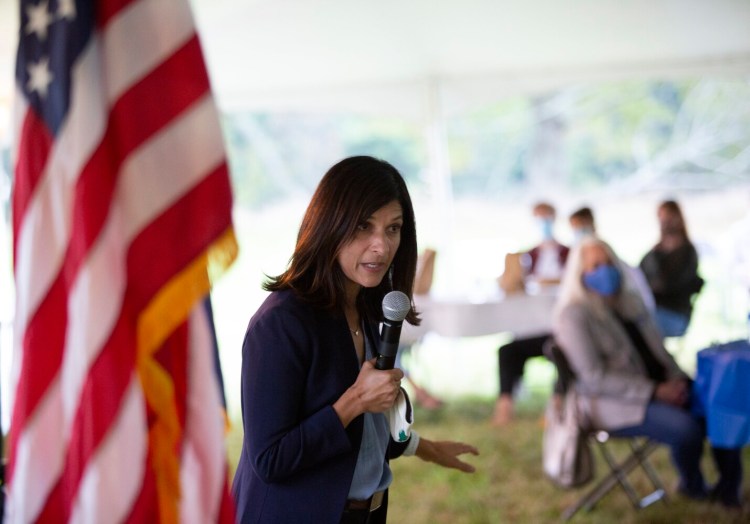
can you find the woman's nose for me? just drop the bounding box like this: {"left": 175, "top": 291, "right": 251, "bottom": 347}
{"left": 370, "top": 230, "right": 387, "bottom": 253}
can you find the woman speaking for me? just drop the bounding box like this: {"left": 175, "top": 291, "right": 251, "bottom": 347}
{"left": 232, "top": 156, "right": 478, "bottom": 523}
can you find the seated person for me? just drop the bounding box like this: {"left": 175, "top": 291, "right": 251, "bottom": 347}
{"left": 639, "top": 200, "right": 704, "bottom": 337}
{"left": 492, "top": 202, "right": 569, "bottom": 426}
{"left": 568, "top": 206, "right": 596, "bottom": 244}
{"left": 553, "top": 236, "right": 742, "bottom": 507}
{"left": 569, "top": 205, "right": 655, "bottom": 314}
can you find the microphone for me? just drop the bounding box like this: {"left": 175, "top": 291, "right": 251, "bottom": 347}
{"left": 375, "top": 291, "right": 412, "bottom": 370}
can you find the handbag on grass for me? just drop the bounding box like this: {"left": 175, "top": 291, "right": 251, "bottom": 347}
{"left": 542, "top": 390, "right": 594, "bottom": 488}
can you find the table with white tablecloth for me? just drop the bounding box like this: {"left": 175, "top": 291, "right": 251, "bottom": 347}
{"left": 400, "top": 292, "right": 558, "bottom": 344}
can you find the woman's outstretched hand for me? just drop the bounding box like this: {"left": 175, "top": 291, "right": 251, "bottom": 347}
{"left": 415, "top": 438, "right": 480, "bottom": 473}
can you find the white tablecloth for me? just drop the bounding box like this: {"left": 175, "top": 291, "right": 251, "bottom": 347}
{"left": 401, "top": 292, "right": 557, "bottom": 344}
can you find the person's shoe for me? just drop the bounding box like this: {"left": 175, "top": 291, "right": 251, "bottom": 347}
{"left": 675, "top": 481, "right": 707, "bottom": 501}
{"left": 708, "top": 483, "right": 742, "bottom": 508}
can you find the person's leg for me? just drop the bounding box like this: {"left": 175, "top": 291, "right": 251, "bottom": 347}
{"left": 498, "top": 334, "right": 550, "bottom": 395}
{"left": 654, "top": 307, "right": 690, "bottom": 338}
{"left": 397, "top": 343, "right": 442, "bottom": 410}
{"left": 610, "top": 402, "right": 706, "bottom": 498}
{"left": 709, "top": 446, "right": 743, "bottom": 507}
{"left": 492, "top": 334, "right": 549, "bottom": 425}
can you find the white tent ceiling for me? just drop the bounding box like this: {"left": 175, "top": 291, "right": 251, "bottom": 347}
{"left": 188, "top": 0, "right": 750, "bottom": 117}
{"left": 2, "top": 0, "right": 750, "bottom": 119}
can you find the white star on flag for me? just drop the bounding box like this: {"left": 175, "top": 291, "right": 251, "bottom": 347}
{"left": 26, "top": 0, "right": 54, "bottom": 41}
{"left": 58, "top": 0, "right": 76, "bottom": 20}
{"left": 27, "top": 56, "right": 54, "bottom": 98}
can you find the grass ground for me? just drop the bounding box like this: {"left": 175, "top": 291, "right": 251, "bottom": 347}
{"left": 226, "top": 392, "right": 750, "bottom": 524}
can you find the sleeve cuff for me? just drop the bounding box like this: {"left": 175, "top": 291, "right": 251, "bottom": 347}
{"left": 402, "top": 430, "right": 420, "bottom": 456}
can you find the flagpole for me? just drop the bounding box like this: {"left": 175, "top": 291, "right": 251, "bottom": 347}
{"left": 0, "top": 145, "right": 12, "bottom": 436}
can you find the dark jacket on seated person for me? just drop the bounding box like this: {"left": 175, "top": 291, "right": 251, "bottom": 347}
{"left": 639, "top": 242, "right": 703, "bottom": 319}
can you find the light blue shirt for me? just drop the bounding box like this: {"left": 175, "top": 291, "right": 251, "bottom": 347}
{"left": 347, "top": 332, "right": 393, "bottom": 499}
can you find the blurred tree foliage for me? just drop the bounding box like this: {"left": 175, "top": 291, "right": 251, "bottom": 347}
{"left": 221, "top": 78, "right": 750, "bottom": 209}
{"left": 448, "top": 79, "right": 750, "bottom": 197}
{"left": 222, "top": 112, "right": 425, "bottom": 209}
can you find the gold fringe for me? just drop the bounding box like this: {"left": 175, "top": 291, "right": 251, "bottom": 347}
{"left": 136, "top": 228, "right": 238, "bottom": 524}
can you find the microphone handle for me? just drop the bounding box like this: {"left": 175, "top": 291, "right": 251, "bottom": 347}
{"left": 375, "top": 320, "right": 403, "bottom": 370}
{"left": 375, "top": 354, "right": 396, "bottom": 370}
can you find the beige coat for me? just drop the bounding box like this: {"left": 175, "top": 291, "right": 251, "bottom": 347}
{"left": 553, "top": 301, "right": 687, "bottom": 431}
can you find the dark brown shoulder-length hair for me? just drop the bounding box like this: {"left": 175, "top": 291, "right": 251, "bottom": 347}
{"left": 658, "top": 199, "right": 690, "bottom": 242}
{"left": 264, "top": 156, "right": 420, "bottom": 326}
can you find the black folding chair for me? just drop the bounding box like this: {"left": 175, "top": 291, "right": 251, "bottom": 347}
{"left": 543, "top": 340, "right": 668, "bottom": 521}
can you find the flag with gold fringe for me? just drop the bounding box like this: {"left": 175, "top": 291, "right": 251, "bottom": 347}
{"left": 9, "top": 0, "right": 237, "bottom": 521}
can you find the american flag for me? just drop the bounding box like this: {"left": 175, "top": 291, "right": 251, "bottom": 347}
{"left": 9, "top": 0, "right": 237, "bottom": 522}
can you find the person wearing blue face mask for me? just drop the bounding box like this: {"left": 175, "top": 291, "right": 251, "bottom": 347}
{"left": 568, "top": 206, "right": 656, "bottom": 315}
{"left": 582, "top": 262, "right": 621, "bottom": 296}
{"left": 553, "top": 237, "right": 742, "bottom": 508}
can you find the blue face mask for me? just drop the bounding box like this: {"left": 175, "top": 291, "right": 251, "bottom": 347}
{"left": 583, "top": 264, "right": 621, "bottom": 296}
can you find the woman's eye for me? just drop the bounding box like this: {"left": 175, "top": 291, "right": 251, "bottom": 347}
{"left": 357, "top": 222, "right": 369, "bottom": 231}
{"left": 389, "top": 224, "right": 402, "bottom": 233}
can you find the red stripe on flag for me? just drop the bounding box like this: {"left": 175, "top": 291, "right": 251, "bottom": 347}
{"left": 124, "top": 447, "right": 159, "bottom": 524}
{"left": 96, "top": 0, "right": 139, "bottom": 29}
{"left": 12, "top": 111, "right": 53, "bottom": 260}
{"left": 219, "top": 476, "right": 238, "bottom": 524}
{"left": 8, "top": 36, "right": 211, "bottom": 479}
{"left": 6, "top": 278, "right": 68, "bottom": 482}
{"left": 153, "top": 325, "right": 190, "bottom": 430}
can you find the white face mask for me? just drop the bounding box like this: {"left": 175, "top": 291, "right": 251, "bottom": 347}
{"left": 537, "top": 217, "right": 554, "bottom": 240}
{"left": 573, "top": 227, "right": 594, "bottom": 243}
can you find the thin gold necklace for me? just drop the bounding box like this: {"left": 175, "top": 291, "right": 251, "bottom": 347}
{"left": 346, "top": 305, "right": 360, "bottom": 336}
{"left": 348, "top": 316, "right": 361, "bottom": 337}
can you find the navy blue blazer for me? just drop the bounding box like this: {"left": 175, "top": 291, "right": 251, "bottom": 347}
{"left": 232, "top": 290, "right": 409, "bottom": 523}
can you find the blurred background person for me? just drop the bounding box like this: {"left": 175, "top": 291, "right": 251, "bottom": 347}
{"left": 491, "top": 202, "right": 569, "bottom": 426}
{"left": 568, "top": 206, "right": 596, "bottom": 244}
{"left": 639, "top": 200, "right": 704, "bottom": 338}
{"left": 568, "top": 206, "right": 655, "bottom": 314}
{"left": 554, "top": 236, "right": 742, "bottom": 508}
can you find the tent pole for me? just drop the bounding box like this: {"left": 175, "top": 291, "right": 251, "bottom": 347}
{"left": 424, "top": 80, "right": 456, "bottom": 295}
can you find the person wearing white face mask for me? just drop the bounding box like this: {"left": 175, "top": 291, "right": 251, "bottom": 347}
{"left": 527, "top": 202, "right": 569, "bottom": 285}
{"left": 553, "top": 237, "right": 742, "bottom": 508}
{"left": 568, "top": 206, "right": 596, "bottom": 245}
{"left": 492, "top": 202, "right": 569, "bottom": 426}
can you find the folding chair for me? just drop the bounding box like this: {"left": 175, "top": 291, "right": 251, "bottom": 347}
{"left": 543, "top": 340, "right": 668, "bottom": 521}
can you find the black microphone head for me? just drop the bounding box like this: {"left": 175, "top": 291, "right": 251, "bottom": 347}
{"left": 382, "top": 291, "right": 411, "bottom": 322}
